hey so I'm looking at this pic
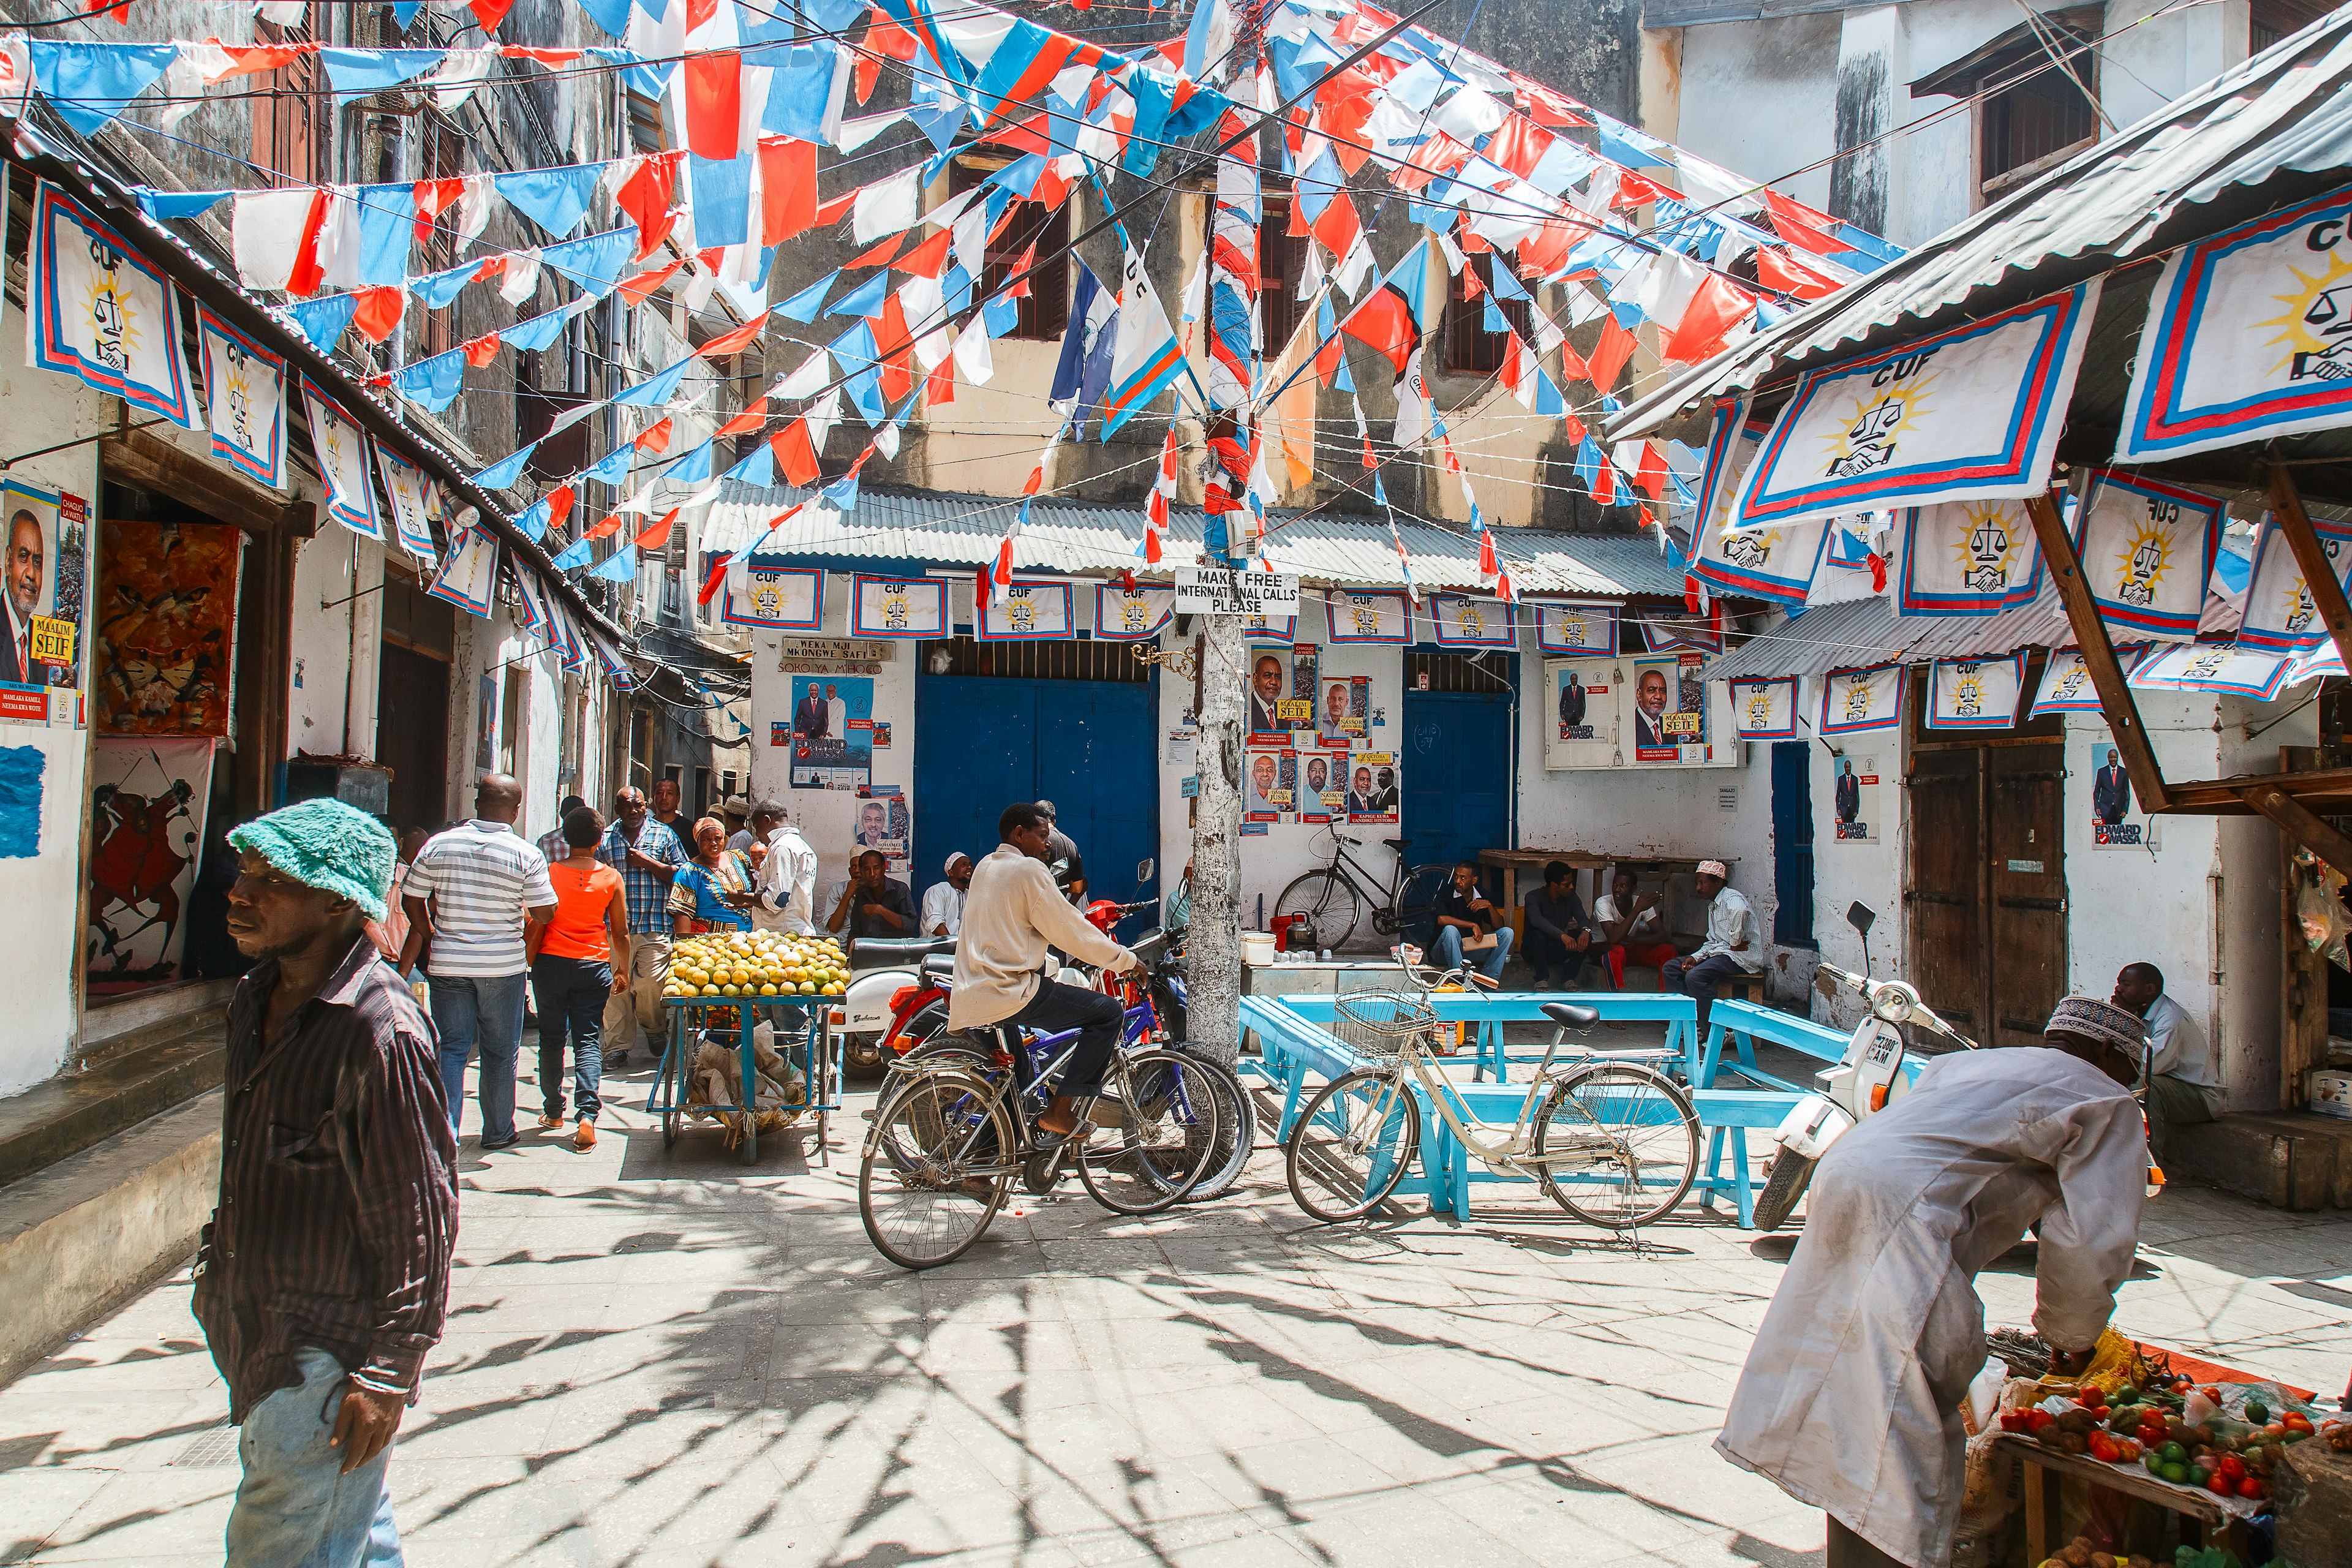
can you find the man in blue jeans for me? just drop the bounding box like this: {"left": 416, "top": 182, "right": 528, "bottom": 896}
{"left": 202, "top": 796, "right": 456, "bottom": 1567}
{"left": 1430, "top": 861, "right": 1515, "bottom": 982}
{"left": 399, "top": 774, "right": 556, "bottom": 1150}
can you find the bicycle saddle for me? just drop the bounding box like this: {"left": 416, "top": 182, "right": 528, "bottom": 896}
{"left": 1542, "top": 1001, "right": 1601, "bottom": 1030}
{"left": 854, "top": 935, "right": 958, "bottom": 962}
{"left": 1384, "top": 836, "right": 1411, "bottom": 850}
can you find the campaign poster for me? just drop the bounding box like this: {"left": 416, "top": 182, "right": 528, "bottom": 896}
{"left": 1246, "top": 646, "right": 1291, "bottom": 737}
{"left": 1298, "top": 751, "right": 1338, "bottom": 824}
{"left": 86, "top": 736, "right": 213, "bottom": 992}
{"left": 0, "top": 479, "right": 88, "bottom": 726}
{"left": 1275, "top": 750, "right": 1298, "bottom": 821}
{"left": 1628, "top": 653, "right": 1708, "bottom": 763}
{"left": 789, "top": 674, "right": 875, "bottom": 790}
{"left": 1830, "top": 753, "right": 1882, "bottom": 843}
{"left": 1245, "top": 746, "right": 1284, "bottom": 822}
{"left": 1344, "top": 753, "right": 1399, "bottom": 824}
{"left": 854, "top": 783, "right": 910, "bottom": 871}
{"left": 2085, "top": 730, "right": 2151, "bottom": 851}
{"left": 1284, "top": 643, "right": 1319, "bottom": 737}
{"left": 1314, "top": 669, "right": 1366, "bottom": 748}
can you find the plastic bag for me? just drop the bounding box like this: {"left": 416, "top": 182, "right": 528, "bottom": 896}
{"left": 2292, "top": 848, "right": 2352, "bottom": 971}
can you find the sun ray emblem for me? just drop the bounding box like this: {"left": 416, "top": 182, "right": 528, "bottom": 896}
{"left": 2113, "top": 522, "right": 2173, "bottom": 608}
{"left": 81, "top": 240, "right": 141, "bottom": 375}
{"left": 1950, "top": 502, "right": 2022, "bottom": 594}
{"left": 2256, "top": 249, "right": 2352, "bottom": 383}
{"left": 1820, "top": 368, "right": 1937, "bottom": 480}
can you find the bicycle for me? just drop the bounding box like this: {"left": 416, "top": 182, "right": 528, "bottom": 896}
{"left": 858, "top": 984, "right": 1224, "bottom": 1270}
{"left": 1272, "top": 823, "right": 1455, "bottom": 953}
{"left": 1283, "top": 952, "right": 1701, "bottom": 1227}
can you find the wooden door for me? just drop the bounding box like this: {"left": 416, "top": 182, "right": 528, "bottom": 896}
{"left": 1906, "top": 748, "right": 1985, "bottom": 1032}
{"left": 1987, "top": 742, "right": 2068, "bottom": 1049}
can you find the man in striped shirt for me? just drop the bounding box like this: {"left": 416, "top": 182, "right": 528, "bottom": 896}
{"left": 399, "top": 774, "right": 557, "bottom": 1150}
{"left": 598, "top": 785, "right": 685, "bottom": 1066}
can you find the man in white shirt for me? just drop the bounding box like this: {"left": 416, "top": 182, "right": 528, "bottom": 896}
{"left": 1592, "top": 869, "right": 1678, "bottom": 990}
{"left": 747, "top": 799, "right": 817, "bottom": 935}
{"left": 950, "top": 803, "right": 1135, "bottom": 1140}
{"left": 924, "top": 853, "right": 972, "bottom": 937}
{"left": 397, "top": 774, "right": 557, "bottom": 1150}
{"left": 2113, "top": 961, "right": 2220, "bottom": 1151}
{"left": 1659, "top": 859, "right": 1760, "bottom": 1033}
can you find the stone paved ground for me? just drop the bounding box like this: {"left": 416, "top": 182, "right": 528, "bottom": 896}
{"left": 5, "top": 1050, "right": 2349, "bottom": 1567}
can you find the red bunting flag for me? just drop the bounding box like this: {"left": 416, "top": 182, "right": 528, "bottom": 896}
{"left": 1586, "top": 313, "right": 1637, "bottom": 393}
{"left": 758, "top": 137, "right": 818, "bottom": 247}
{"left": 698, "top": 551, "right": 733, "bottom": 605}
{"left": 1660, "top": 273, "right": 1755, "bottom": 365}
{"left": 350, "top": 287, "right": 405, "bottom": 344}
{"left": 634, "top": 417, "right": 673, "bottom": 454}
{"left": 581, "top": 511, "right": 624, "bottom": 541}
{"left": 682, "top": 51, "right": 742, "bottom": 161}
{"left": 696, "top": 310, "right": 771, "bottom": 359}
{"left": 715, "top": 405, "right": 766, "bottom": 439}
{"left": 614, "top": 151, "right": 682, "bottom": 260}
{"left": 543, "top": 484, "right": 575, "bottom": 533}
{"left": 771, "top": 420, "right": 820, "bottom": 486}
{"left": 634, "top": 507, "right": 680, "bottom": 551}
{"left": 460, "top": 331, "right": 502, "bottom": 367}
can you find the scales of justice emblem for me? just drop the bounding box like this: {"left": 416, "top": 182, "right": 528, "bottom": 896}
{"left": 749, "top": 578, "right": 785, "bottom": 620}
{"left": 1841, "top": 671, "right": 1877, "bottom": 723}
{"left": 1743, "top": 685, "right": 1777, "bottom": 730}
{"left": 1820, "top": 352, "right": 1937, "bottom": 481}
{"left": 1003, "top": 586, "right": 1040, "bottom": 633}
{"left": 219, "top": 342, "right": 257, "bottom": 452}
{"left": 1949, "top": 662, "right": 1986, "bottom": 718}
{"left": 2116, "top": 516, "right": 2175, "bottom": 609}
{"left": 1957, "top": 505, "right": 2020, "bottom": 594}
{"left": 2180, "top": 648, "right": 2231, "bottom": 682}
{"left": 84, "top": 238, "right": 137, "bottom": 374}
{"left": 2261, "top": 242, "right": 2352, "bottom": 383}
{"left": 1349, "top": 599, "right": 1382, "bottom": 637}
{"left": 880, "top": 584, "right": 911, "bottom": 631}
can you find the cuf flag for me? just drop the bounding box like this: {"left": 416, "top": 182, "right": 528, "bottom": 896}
{"left": 2119, "top": 186, "right": 2352, "bottom": 462}
{"left": 426, "top": 521, "right": 500, "bottom": 616}
{"left": 29, "top": 182, "right": 197, "bottom": 428}
{"left": 1926, "top": 654, "right": 2026, "bottom": 730}
{"left": 1099, "top": 246, "right": 1186, "bottom": 437}
{"left": 197, "top": 307, "right": 286, "bottom": 489}
{"left": 2071, "top": 469, "right": 2224, "bottom": 643}
{"left": 1730, "top": 283, "right": 2100, "bottom": 531}
{"left": 374, "top": 443, "right": 440, "bottom": 564}
{"left": 300, "top": 379, "right": 382, "bottom": 541}
{"left": 1820, "top": 663, "right": 1904, "bottom": 734}
{"left": 2238, "top": 508, "right": 2352, "bottom": 652}
{"left": 1730, "top": 676, "right": 1798, "bottom": 739}
{"left": 1894, "top": 499, "right": 2045, "bottom": 617}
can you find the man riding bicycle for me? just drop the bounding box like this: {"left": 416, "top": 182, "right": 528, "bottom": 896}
{"left": 949, "top": 802, "right": 1138, "bottom": 1142}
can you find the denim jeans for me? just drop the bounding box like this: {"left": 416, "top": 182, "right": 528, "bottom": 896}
{"left": 1433, "top": 923, "right": 1514, "bottom": 981}
{"left": 1002, "top": 979, "right": 1125, "bottom": 1098}
{"left": 1661, "top": 952, "right": 1749, "bottom": 1034}
{"left": 429, "top": 971, "right": 528, "bottom": 1144}
{"left": 532, "top": 955, "right": 609, "bottom": 1121}
{"left": 225, "top": 1345, "right": 402, "bottom": 1567}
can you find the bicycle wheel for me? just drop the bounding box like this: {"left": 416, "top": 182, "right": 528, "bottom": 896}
{"left": 1387, "top": 864, "right": 1455, "bottom": 946}
{"left": 1077, "top": 1049, "right": 1224, "bottom": 1215}
{"left": 1172, "top": 1049, "right": 1256, "bottom": 1203}
{"left": 1532, "top": 1063, "right": 1699, "bottom": 1229}
{"left": 859, "top": 1069, "right": 1016, "bottom": 1270}
{"left": 1285, "top": 1069, "right": 1419, "bottom": 1223}
{"left": 1273, "top": 869, "right": 1360, "bottom": 953}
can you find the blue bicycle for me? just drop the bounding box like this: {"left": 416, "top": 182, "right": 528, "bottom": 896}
{"left": 858, "top": 972, "right": 1223, "bottom": 1270}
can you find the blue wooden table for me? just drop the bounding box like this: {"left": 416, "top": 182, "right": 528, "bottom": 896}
{"left": 1243, "top": 990, "right": 1814, "bottom": 1224}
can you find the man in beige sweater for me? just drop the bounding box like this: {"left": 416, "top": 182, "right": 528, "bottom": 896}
{"left": 949, "top": 802, "right": 1137, "bottom": 1140}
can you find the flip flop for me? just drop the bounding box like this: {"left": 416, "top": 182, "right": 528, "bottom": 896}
{"left": 1033, "top": 1119, "right": 1097, "bottom": 1148}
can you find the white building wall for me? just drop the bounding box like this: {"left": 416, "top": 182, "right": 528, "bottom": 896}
{"left": 285, "top": 529, "right": 386, "bottom": 758}
{"left": 2102, "top": 0, "right": 2250, "bottom": 131}
{"left": 1673, "top": 16, "right": 1841, "bottom": 214}
{"left": 0, "top": 298, "right": 105, "bottom": 1096}
{"left": 1805, "top": 723, "right": 1907, "bottom": 1031}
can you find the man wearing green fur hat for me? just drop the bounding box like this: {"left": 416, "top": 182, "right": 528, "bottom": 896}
{"left": 195, "top": 796, "right": 456, "bottom": 1567}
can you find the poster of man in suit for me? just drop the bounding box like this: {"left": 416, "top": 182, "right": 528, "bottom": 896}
{"left": 0, "top": 480, "right": 87, "bottom": 721}
{"left": 1831, "top": 755, "right": 1880, "bottom": 843}
{"left": 2090, "top": 736, "right": 2150, "bottom": 848}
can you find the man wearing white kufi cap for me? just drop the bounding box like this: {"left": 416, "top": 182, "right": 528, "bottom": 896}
{"left": 923, "top": 852, "right": 973, "bottom": 937}
{"left": 1718, "top": 995, "right": 2148, "bottom": 1567}
{"left": 1659, "top": 858, "right": 1760, "bottom": 1035}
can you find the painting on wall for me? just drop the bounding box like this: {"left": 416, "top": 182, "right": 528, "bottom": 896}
{"left": 94, "top": 519, "right": 239, "bottom": 737}
{"left": 86, "top": 736, "right": 212, "bottom": 992}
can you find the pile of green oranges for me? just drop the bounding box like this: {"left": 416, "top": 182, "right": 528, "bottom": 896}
{"left": 664, "top": 929, "right": 850, "bottom": 1000}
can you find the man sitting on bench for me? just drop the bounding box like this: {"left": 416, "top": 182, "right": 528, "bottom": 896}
{"left": 1660, "top": 861, "right": 1760, "bottom": 1032}
{"left": 1593, "top": 869, "right": 1678, "bottom": 989}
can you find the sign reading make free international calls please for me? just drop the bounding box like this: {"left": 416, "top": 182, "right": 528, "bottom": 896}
{"left": 1175, "top": 567, "right": 1302, "bottom": 615}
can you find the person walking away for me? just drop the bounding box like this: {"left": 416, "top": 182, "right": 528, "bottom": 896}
{"left": 924, "top": 853, "right": 972, "bottom": 937}
{"left": 1431, "top": 861, "right": 1514, "bottom": 982}
{"left": 952, "top": 803, "right": 1137, "bottom": 1140}
{"left": 527, "top": 805, "right": 625, "bottom": 1150}
{"left": 202, "top": 797, "right": 456, "bottom": 1567}
{"left": 597, "top": 786, "right": 684, "bottom": 1070}
{"left": 1718, "top": 995, "right": 2148, "bottom": 1568}
{"left": 2111, "top": 961, "right": 2218, "bottom": 1161}
{"left": 671, "top": 817, "right": 754, "bottom": 933}
{"left": 1520, "top": 861, "right": 1592, "bottom": 990}
{"left": 1164, "top": 859, "right": 1193, "bottom": 943}
{"left": 398, "top": 774, "right": 556, "bottom": 1152}
{"left": 369, "top": 823, "right": 423, "bottom": 969}
{"left": 1660, "top": 861, "right": 1760, "bottom": 1033}
{"left": 827, "top": 850, "right": 916, "bottom": 943}
{"left": 535, "top": 794, "right": 586, "bottom": 866}
{"left": 747, "top": 798, "right": 818, "bottom": 934}
{"left": 1035, "top": 798, "right": 1086, "bottom": 902}
{"left": 1593, "top": 870, "right": 1677, "bottom": 990}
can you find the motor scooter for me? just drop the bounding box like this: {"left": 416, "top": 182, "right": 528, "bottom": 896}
{"left": 1751, "top": 907, "right": 1975, "bottom": 1231}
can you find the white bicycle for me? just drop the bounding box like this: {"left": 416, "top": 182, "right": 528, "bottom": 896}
{"left": 1283, "top": 950, "right": 1700, "bottom": 1227}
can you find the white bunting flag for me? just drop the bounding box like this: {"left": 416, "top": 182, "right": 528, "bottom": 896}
{"left": 2238, "top": 510, "right": 2352, "bottom": 652}
{"left": 300, "top": 379, "right": 382, "bottom": 541}
{"left": 197, "top": 307, "right": 286, "bottom": 490}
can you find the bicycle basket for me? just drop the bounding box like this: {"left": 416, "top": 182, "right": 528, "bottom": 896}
{"left": 1329, "top": 992, "right": 1441, "bottom": 1066}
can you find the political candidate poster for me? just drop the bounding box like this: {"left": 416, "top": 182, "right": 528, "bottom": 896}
{"left": 789, "top": 674, "right": 874, "bottom": 790}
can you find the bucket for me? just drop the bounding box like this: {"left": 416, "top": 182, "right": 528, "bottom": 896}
{"left": 1240, "top": 931, "right": 1276, "bottom": 965}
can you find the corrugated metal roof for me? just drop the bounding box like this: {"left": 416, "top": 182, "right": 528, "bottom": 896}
{"left": 1610, "top": 9, "right": 2352, "bottom": 443}
{"left": 704, "top": 482, "right": 1692, "bottom": 597}
{"left": 1700, "top": 594, "right": 2080, "bottom": 679}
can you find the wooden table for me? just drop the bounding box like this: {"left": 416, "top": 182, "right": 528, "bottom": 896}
{"left": 1996, "top": 1433, "right": 2234, "bottom": 1564}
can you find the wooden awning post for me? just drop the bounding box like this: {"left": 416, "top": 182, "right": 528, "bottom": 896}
{"left": 2265, "top": 459, "right": 2352, "bottom": 681}
{"left": 2025, "top": 490, "right": 2173, "bottom": 812}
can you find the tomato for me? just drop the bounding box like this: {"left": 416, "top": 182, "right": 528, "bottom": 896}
{"left": 2237, "top": 1478, "right": 2266, "bottom": 1500}
{"left": 2117, "top": 1439, "right": 2141, "bottom": 1461}
{"left": 2218, "top": 1456, "right": 2246, "bottom": 1480}
{"left": 2208, "top": 1472, "right": 2235, "bottom": 1496}
{"left": 2028, "top": 1409, "right": 2057, "bottom": 1433}
{"left": 2089, "top": 1434, "right": 2119, "bottom": 1463}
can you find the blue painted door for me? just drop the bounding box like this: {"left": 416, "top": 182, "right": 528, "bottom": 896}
{"left": 1399, "top": 689, "right": 1512, "bottom": 873}
{"left": 1770, "top": 740, "right": 1817, "bottom": 948}
{"left": 913, "top": 674, "right": 1159, "bottom": 914}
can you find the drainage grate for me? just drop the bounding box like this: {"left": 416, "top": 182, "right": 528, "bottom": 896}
{"left": 170, "top": 1423, "right": 239, "bottom": 1467}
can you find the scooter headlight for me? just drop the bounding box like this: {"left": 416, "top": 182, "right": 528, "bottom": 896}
{"left": 1869, "top": 982, "right": 1920, "bottom": 1024}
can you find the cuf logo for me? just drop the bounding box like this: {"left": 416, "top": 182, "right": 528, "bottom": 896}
{"left": 1956, "top": 503, "right": 2019, "bottom": 593}
{"left": 1842, "top": 673, "right": 1875, "bottom": 722}
{"left": 2115, "top": 500, "right": 2180, "bottom": 609}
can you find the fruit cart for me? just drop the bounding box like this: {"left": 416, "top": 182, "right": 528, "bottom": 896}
{"left": 649, "top": 997, "right": 835, "bottom": 1164}
{"left": 651, "top": 929, "right": 852, "bottom": 1165}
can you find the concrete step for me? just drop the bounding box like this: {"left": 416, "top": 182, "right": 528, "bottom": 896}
{"left": 2168, "top": 1111, "right": 2352, "bottom": 1211}
{"left": 0, "top": 1014, "right": 228, "bottom": 1191}
{"left": 0, "top": 1090, "right": 219, "bottom": 1386}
